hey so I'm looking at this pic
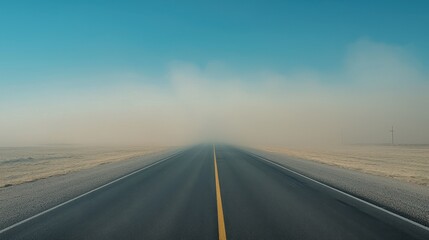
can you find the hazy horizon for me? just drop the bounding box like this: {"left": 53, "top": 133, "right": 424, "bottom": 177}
{"left": 1, "top": 1, "right": 428, "bottom": 147}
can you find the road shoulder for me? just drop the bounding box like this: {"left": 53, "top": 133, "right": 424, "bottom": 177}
{"left": 0, "top": 148, "right": 181, "bottom": 229}
{"left": 243, "top": 147, "right": 429, "bottom": 227}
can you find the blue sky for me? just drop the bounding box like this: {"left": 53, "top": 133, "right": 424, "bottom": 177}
{"left": 1, "top": 0, "right": 428, "bottom": 86}
{"left": 1, "top": 1, "right": 429, "bottom": 145}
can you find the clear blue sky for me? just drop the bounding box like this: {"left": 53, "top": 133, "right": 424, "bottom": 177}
{"left": 1, "top": 0, "right": 428, "bottom": 86}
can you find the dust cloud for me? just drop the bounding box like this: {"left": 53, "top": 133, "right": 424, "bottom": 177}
{"left": 1, "top": 39, "right": 428, "bottom": 147}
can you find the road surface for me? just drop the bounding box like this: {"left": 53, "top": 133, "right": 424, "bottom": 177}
{"left": 0, "top": 145, "right": 427, "bottom": 239}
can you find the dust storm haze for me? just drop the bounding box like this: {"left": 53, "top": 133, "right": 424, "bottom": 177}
{"left": 1, "top": 39, "right": 428, "bottom": 147}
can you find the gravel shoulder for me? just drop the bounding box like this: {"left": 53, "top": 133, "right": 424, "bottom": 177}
{"left": 0, "top": 148, "right": 182, "bottom": 229}
{"left": 243, "top": 147, "right": 429, "bottom": 227}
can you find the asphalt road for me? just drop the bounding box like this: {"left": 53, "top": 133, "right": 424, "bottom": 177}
{"left": 1, "top": 145, "right": 427, "bottom": 240}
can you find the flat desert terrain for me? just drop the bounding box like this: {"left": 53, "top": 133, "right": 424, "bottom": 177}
{"left": 0, "top": 146, "right": 169, "bottom": 188}
{"left": 261, "top": 145, "right": 429, "bottom": 187}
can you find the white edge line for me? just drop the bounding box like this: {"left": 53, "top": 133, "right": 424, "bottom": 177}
{"left": 0, "top": 151, "right": 182, "bottom": 235}
{"left": 249, "top": 152, "right": 429, "bottom": 232}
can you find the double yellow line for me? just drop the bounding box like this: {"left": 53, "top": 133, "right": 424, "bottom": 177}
{"left": 213, "top": 144, "right": 227, "bottom": 240}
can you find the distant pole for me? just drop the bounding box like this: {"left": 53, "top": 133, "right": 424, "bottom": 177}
{"left": 390, "top": 126, "right": 394, "bottom": 145}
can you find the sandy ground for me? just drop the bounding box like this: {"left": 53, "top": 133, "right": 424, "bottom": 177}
{"left": 259, "top": 145, "right": 429, "bottom": 187}
{"left": 0, "top": 146, "right": 170, "bottom": 188}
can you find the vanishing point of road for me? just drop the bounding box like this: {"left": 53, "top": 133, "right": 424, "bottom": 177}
{"left": 1, "top": 145, "right": 428, "bottom": 240}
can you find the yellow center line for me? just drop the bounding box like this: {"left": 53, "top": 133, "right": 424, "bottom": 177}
{"left": 213, "top": 144, "right": 227, "bottom": 240}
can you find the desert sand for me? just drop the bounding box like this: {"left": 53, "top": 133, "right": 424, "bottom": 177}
{"left": 0, "top": 146, "right": 169, "bottom": 188}
{"left": 260, "top": 145, "right": 429, "bottom": 186}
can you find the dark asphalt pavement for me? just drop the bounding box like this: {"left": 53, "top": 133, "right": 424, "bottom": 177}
{"left": 1, "top": 145, "right": 427, "bottom": 240}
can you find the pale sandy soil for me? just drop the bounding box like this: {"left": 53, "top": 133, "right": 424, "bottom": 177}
{"left": 0, "top": 146, "right": 169, "bottom": 188}
{"left": 259, "top": 145, "right": 429, "bottom": 187}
